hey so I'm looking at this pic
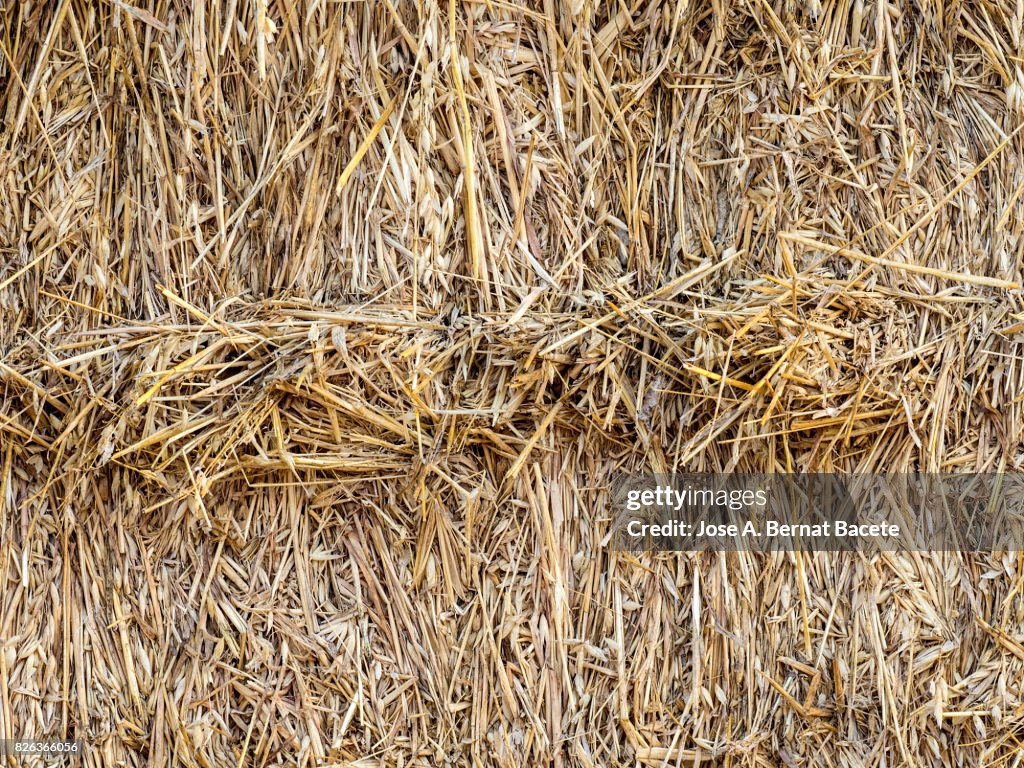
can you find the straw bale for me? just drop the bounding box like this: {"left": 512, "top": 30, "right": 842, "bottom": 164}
{"left": 1, "top": 0, "right": 1024, "bottom": 766}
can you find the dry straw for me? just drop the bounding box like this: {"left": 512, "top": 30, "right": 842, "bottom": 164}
{"left": 1, "top": 0, "right": 1024, "bottom": 766}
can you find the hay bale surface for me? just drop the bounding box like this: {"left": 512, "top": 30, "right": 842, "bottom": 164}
{"left": 1, "top": 0, "right": 1024, "bottom": 765}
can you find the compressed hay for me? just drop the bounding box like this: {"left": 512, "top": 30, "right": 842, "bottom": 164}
{"left": 0, "top": 0, "right": 1023, "bottom": 766}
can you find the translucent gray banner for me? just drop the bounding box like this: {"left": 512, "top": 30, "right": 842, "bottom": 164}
{"left": 611, "top": 474, "right": 1024, "bottom": 551}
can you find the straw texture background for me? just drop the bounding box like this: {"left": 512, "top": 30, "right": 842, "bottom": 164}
{"left": 2, "top": 0, "right": 1024, "bottom": 765}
